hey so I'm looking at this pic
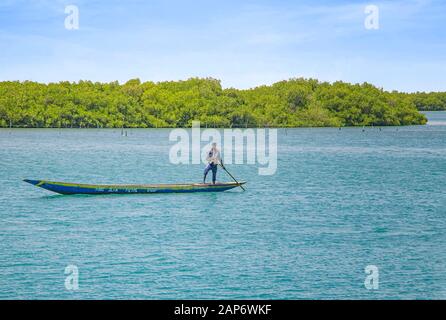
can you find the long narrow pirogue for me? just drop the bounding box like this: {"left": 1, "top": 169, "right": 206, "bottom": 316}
{"left": 23, "top": 179, "right": 246, "bottom": 195}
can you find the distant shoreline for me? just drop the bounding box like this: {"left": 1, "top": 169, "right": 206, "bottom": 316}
{"left": 0, "top": 123, "right": 432, "bottom": 129}
{"left": 3, "top": 78, "right": 444, "bottom": 129}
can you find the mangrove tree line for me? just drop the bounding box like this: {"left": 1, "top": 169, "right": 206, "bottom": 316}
{"left": 0, "top": 77, "right": 436, "bottom": 128}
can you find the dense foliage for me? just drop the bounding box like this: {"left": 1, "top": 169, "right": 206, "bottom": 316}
{"left": 0, "top": 78, "right": 431, "bottom": 128}
{"left": 399, "top": 91, "right": 446, "bottom": 111}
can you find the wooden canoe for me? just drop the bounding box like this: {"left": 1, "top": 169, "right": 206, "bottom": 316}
{"left": 23, "top": 179, "right": 246, "bottom": 195}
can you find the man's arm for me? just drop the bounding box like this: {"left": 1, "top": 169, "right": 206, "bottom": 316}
{"left": 217, "top": 151, "right": 223, "bottom": 167}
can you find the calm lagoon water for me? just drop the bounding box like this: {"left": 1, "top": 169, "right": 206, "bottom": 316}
{"left": 0, "top": 112, "right": 445, "bottom": 299}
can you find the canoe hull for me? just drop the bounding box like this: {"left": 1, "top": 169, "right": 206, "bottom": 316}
{"left": 24, "top": 179, "right": 245, "bottom": 195}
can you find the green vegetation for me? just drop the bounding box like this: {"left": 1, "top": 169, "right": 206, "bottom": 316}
{"left": 395, "top": 91, "right": 446, "bottom": 111}
{"left": 0, "top": 78, "right": 431, "bottom": 128}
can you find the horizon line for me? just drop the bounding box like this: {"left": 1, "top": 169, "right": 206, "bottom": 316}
{"left": 1, "top": 76, "right": 444, "bottom": 94}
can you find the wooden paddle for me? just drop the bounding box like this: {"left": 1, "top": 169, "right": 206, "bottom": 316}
{"left": 219, "top": 163, "right": 245, "bottom": 191}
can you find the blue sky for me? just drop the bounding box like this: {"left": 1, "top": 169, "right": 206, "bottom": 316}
{"left": 0, "top": 0, "right": 445, "bottom": 92}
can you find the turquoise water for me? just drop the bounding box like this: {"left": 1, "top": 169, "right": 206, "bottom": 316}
{"left": 0, "top": 112, "right": 445, "bottom": 299}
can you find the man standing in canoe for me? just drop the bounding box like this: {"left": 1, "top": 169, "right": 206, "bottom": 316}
{"left": 204, "top": 142, "right": 222, "bottom": 184}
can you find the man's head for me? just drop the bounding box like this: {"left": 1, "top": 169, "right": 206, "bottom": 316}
{"left": 211, "top": 142, "right": 217, "bottom": 149}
